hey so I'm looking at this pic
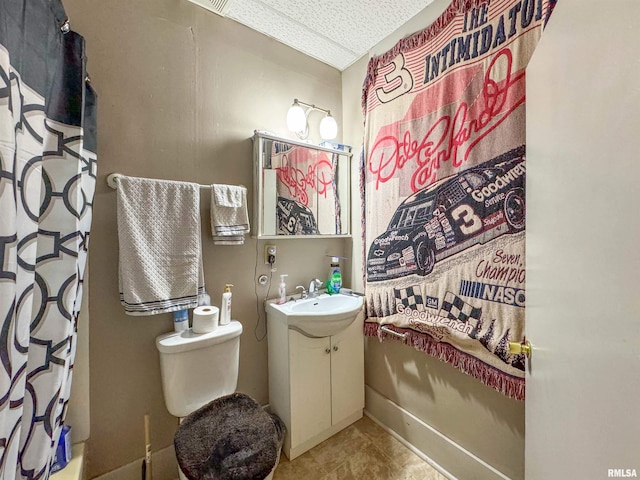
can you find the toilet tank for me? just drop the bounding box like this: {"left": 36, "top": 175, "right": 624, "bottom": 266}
{"left": 156, "top": 321, "right": 243, "bottom": 418}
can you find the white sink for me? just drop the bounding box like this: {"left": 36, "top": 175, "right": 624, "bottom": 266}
{"left": 266, "top": 293, "right": 363, "bottom": 337}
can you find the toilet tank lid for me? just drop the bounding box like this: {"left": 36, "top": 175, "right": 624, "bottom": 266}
{"left": 155, "top": 320, "right": 243, "bottom": 354}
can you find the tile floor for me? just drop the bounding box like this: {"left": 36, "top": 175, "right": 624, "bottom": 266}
{"left": 273, "top": 415, "right": 449, "bottom": 480}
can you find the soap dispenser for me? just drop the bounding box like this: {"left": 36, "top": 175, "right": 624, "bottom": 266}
{"left": 220, "top": 284, "right": 233, "bottom": 325}
{"left": 277, "top": 274, "right": 288, "bottom": 304}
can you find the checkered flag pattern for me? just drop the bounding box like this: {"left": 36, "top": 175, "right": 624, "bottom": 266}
{"left": 394, "top": 286, "right": 425, "bottom": 310}
{"left": 439, "top": 291, "right": 482, "bottom": 322}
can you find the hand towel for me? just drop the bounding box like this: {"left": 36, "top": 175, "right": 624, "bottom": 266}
{"left": 116, "top": 175, "right": 204, "bottom": 315}
{"left": 210, "top": 184, "right": 250, "bottom": 245}
{"left": 213, "top": 184, "right": 243, "bottom": 207}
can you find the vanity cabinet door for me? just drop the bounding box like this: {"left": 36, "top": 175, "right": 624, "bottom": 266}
{"left": 289, "top": 331, "right": 332, "bottom": 446}
{"left": 330, "top": 317, "right": 365, "bottom": 425}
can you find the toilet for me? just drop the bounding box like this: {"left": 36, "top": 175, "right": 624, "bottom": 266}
{"left": 156, "top": 321, "right": 283, "bottom": 480}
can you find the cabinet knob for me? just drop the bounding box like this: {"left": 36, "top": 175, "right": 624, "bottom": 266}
{"left": 333, "top": 345, "right": 339, "bottom": 352}
{"left": 325, "top": 348, "right": 331, "bottom": 354}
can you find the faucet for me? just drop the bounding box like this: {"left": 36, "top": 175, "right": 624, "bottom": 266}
{"left": 308, "top": 278, "right": 323, "bottom": 297}
{"left": 295, "top": 285, "right": 307, "bottom": 299}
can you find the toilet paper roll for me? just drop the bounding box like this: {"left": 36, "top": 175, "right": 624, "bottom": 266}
{"left": 192, "top": 306, "right": 219, "bottom": 334}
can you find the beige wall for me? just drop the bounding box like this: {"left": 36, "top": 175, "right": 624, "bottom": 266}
{"left": 342, "top": 0, "right": 526, "bottom": 478}
{"left": 62, "top": 0, "right": 526, "bottom": 476}
{"left": 63, "top": 0, "right": 346, "bottom": 477}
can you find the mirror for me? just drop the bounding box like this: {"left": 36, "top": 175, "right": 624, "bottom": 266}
{"left": 253, "top": 131, "right": 351, "bottom": 238}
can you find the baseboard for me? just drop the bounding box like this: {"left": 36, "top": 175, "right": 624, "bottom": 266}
{"left": 365, "top": 386, "right": 512, "bottom": 480}
{"left": 93, "top": 445, "right": 177, "bottom": 480}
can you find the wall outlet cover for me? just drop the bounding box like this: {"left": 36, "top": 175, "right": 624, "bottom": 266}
{"left": 265, "top": 244, "right": 277, "bottom": 264}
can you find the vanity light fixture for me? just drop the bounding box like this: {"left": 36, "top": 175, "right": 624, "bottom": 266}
{"left": 286, "top": 98, "right": 338, "bottom": 141}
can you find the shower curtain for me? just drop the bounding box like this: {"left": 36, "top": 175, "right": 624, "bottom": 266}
{"left": 0, "top": 1, "right": 97, "bottom": 478}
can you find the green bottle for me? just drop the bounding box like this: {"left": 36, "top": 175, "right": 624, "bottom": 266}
{"left": 327, "top": 257, "right": 342, "bottom": 294}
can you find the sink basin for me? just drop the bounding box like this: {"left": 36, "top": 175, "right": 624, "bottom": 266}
{"left": 266, "top": 293, "right": 363, "bottom": 337}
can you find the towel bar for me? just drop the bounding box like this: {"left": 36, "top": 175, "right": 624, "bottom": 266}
{"left": 106, "top": 173, "right": 120, "bottom": 189}
{"left": 380, "top": 326, "right": 407, "bottom": 340}
{"left": 106, "top": 173, "right": 244, "bottom": 191}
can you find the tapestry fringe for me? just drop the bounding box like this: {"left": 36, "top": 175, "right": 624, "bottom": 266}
{"left": 362, "top": 0, "right": 484, "bottom": 113}
{"left": 364, "top": 321, "right": 525, "bottom": 401}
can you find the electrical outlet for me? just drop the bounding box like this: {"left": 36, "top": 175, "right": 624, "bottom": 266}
{"left": 265, "top": 244, "right": 277, "bottom": 265}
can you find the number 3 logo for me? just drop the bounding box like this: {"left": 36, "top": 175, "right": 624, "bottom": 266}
{"left": 287, "top": 216, "right": 297, "bottom": 233}
{"left": 451, "top": 204, "right": 482, "bottom": 236}
{"left": 375, "top": 54, "right": 414, "bottom": 103}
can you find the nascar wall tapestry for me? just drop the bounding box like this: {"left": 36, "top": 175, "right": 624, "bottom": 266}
{"left": 362, "top": 0, "right": 556, "bottom": 400}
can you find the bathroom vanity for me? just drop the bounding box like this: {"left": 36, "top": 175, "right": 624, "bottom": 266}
{"left": 266, "top": 301, "right": 364, "bottom": 460}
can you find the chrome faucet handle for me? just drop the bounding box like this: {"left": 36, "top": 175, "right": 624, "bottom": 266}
{"left": 295, "top": 285, "right": 307, "bottom": 299}
{"left": 309, "top": 278, "right": 323, "bottom": 292}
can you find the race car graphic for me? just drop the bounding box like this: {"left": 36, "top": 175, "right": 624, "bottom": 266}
{"left": 277, "top": 196, "right": 319, "bottom": 235}
{"left": 367, "top": 147, "right": 525, "bottom": 281}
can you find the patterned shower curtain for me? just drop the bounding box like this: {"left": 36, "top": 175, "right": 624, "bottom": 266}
{"left": 0, "top": 1, "right": 97, "bottom": 478}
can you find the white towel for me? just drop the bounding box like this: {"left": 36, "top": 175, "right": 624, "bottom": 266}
{"left": 116, "top": 175, "right": 204, "bottom": 315}
{"left": 213, "top": 184, "right": 243, "bottom": 207}
{"left": 210, "top": 184, "right": 250, "bottom": 245}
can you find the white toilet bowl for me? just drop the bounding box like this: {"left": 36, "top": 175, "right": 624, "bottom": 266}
{"left": 156, "top": 322, "right": 282, "bottom": 479}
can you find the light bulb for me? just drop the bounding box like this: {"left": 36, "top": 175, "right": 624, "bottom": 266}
{"left": 286, "top": 103, "right": 306, "bottom": 133}
{"left": 319, "top": 114, "right": 338, "bottom": 140}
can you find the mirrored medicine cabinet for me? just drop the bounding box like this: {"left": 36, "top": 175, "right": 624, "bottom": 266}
{"left": 252, "top": 131, "right": 352, "bottom": 239}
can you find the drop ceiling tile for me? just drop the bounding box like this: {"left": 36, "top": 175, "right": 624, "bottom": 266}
{"left": 257, "top": 0, "right": 434, "bottom": 56}
{"left": 228, "top": 0, "right": 360, "bottom": 69}
{"left": 224, "top": 0, "right": 436, "bottom": 70}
